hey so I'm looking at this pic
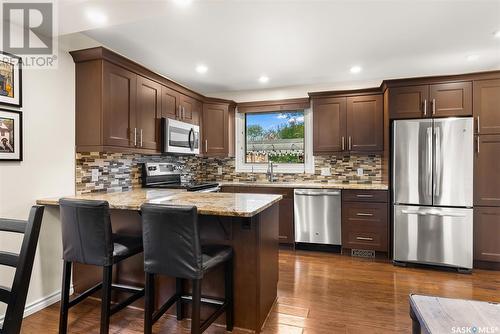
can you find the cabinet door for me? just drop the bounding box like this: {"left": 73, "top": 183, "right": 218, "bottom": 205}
{"left": 474, "top": 135, "right": 500, "bottom": 207}
{"left": 313, "top": 97, "right": 347, "bottom": 154}
{"left": 346, "top": 94, "right": 383, "bottom": 152}
{"left": 102, "top": 62, "right": 137, "bottom": 148}
{"left": 389, "top": 85, "right": 428, "bottom": 119}
{"left": 474, "top": 79, "right": 500, "bottom": 135}
{"left": 278, "top": 198, "right": 294, "bottom": 244}
{"left": 202, "top": 103, "right": 228, "bottom": 155}
{"left": 161, "top": 85, "right": 180, "bottom": 120}
{"left": 136, "top": 76, "right": 161, "bottom": 151}
{"left": 430, "top": 81, "right": 472, "bottom": 117}
{"left": 474, "top": 207, "right": 500, "bottom": 263}
{"left": 180, "top": 95, "right": 201, "bottom": 125}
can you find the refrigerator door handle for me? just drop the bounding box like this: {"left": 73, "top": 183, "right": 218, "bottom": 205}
{"left": 426, "top": 127, "right": 433, "bottom": 197}
{"left": 434, "top": 126, "right": 441, "bottom": 198}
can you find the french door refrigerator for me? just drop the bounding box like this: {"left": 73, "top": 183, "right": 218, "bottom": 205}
{"left": 393, "top": 117, "right": 473, "bottom": 270}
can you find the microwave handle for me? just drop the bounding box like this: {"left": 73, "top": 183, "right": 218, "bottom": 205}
{"left": 188, "top": 128, "right": 194, "bottom": 150}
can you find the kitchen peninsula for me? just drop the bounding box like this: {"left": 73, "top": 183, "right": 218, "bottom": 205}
{"left": 37, "top": 189, "right": 282, "bottom": 333}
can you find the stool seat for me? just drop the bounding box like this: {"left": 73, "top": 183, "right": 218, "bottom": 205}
{"left": 201, "top": 245, "right": 233, "bottom": 273}
{"left": 112, "top": 234, "right": 143, "bottom": 264}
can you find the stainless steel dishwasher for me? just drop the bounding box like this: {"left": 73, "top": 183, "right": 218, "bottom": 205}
{"left": 294, "top": 189, "right": 341, "bottom": 245}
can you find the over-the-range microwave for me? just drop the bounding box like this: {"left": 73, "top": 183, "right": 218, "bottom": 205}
{"left": 162, "top": 118, "right": 200, "bottom": 155}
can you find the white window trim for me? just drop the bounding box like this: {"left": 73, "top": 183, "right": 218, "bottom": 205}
{"left": 235, "top": 108, "right": 314, "bottom": 174}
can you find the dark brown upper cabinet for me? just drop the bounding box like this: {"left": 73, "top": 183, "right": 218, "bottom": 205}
{"left": 136, "top": 76, "right": 162, "bottom": 151}
{"left": 161, "top": 85, "right": 180, "bottom": 120}
{"left": 346, "top": 95, "right": 383, "bottom": 152}
{"left": 474, "top": 79, "right": 500, "bottom": 135}
{"left": 313, "top": 94, "right": 383, "bottom": 154}
{"left": 429, "top": 82, "right": 472, "bottom": 117}
{"left": 313, "top": 97, "right": 346, "bottom": 154}
{"left": 180, "top": 95, "right": 202, "bottom": 125}
{"left": 71, "top": 47, "right": 235, "bottom": 154}
{"left": 474, "top": 134, "right": 500, "bottom": 207}
{"left": 102, "top": 62, "right": 137, "bottom": 149}
{"left": 202, "top": 102, "right": 234, "bottom": 156}
{"left": 388, "top": 85, "right": 429, "bottom": 119}
{"left": 389, "top": 82, "right": 472, "bottom": 119}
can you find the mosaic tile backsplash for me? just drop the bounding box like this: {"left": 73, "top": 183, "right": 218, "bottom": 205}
{"left": 76, "top": 152, "right": 383, "bottom": 194}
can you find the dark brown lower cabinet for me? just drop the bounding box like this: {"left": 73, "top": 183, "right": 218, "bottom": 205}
{"left": 341, "top": 190, "right": 389, "bottom": 255}
{"left": 474, "top": 207, "right": 500, "bottom": 264}
{"left": 221, "top": 186, "right": 294, "bottom": 244}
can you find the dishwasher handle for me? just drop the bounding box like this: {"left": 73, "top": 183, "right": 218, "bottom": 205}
{"left": 295, "top": 190, "right": 341, "bottom": 196}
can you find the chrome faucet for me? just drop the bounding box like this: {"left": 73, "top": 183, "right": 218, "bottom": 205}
{"left": 267, "top": 161, "right": 276, "bottom": 182}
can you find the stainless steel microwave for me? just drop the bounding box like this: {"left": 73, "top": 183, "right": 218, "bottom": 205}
{"left": 162, "top": 118, "right": 199, "bottom": 155}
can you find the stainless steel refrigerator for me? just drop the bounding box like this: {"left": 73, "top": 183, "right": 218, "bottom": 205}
{"left": 392, "top": 117, "right": 473, "bottom": 270}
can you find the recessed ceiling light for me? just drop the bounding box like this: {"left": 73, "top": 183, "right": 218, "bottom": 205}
{"left": 85, "top": 9, "right": 108, "bottom": 25}
{"left": 258, "top": 75, "right": 269, "bottom": 83}
{"left": 467, "top": 54, "right": 479, "bottom": 61}
{"left": 350, "top": 66, "right": 362, "bottom": 74}
{"left": 494, "top": 30, "right": 500, "bottom": 39}
{"left": 196, "top": 64, "right": 208, "bottom": 74}
{"left": 173, "top": 0, "right": 192, "bottom": 7}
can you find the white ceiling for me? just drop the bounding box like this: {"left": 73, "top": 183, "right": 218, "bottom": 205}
{"left": 60, "top": 0, "right": 500, "bottom": 95}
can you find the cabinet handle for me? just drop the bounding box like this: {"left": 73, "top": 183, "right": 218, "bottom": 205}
{"left": 205, "top": 139, "right": 208, "bottom": 153}
{"left": 423, "top": 99, "right": 427, "bottom": 116}
{"left": 432, "top": 98, "right": 436, "bottom": 115}
{"left": 356, "top": 236, "right": 373, "bottom": 241}
{"left": 341, "top": 136, "right": 345, "bottom": 150}
{"left": 356, "top": 194, "right": 373, "bottom": 198}
{"left": 348, "top": 136, "right": 352, "bottom": 150}
{"left": 178, "top": 105, "right": 181, "bottom": 119}
{"left": 134, "top": 128, "right": 137, "bottom": 146}
{"left": 476, "top": 116, "right": 480, "bottom": 134}
{"left": 476, "top": 137, "right": 480, "bottom": 154}
{"left": 356, "top": 213, "right": 374, "bottom": 217}
{"left": 140, "top": 129, "right": 143, "bottom": 147}
{"left": 182, "top": 106, "right": 185, "bottom": 119}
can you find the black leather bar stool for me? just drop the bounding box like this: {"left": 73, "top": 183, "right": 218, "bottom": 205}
{"left": 141, "top": 203, "right": 234, "bottom": 334}
{"left": 58, "top": 199, "right": 145, "bottom": 334}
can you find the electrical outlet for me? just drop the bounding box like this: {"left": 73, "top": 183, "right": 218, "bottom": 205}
{"left": 217, "top": 167, "right": 223, "bottom": 175}
{"left": 91, "top": 169, "right": 99, "bottom": 182}
{"left": 357, "top": 168, "right": 364, "bottom": 176}
{"left": 320, "top": 167, "right": 331, "bottom": 176}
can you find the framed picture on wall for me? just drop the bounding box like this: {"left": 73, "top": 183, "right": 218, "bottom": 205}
{"left": 0, "top": 109, "right": 22, "bottom": 161}
{"left": 0, "top": 52, "right": 22, "bottom": 107}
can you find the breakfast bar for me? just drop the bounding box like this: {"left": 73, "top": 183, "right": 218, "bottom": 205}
{"left": 37, "top": 189, "right": 282, "bottom": 333}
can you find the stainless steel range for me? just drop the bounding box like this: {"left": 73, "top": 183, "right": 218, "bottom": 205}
{"left": 141, "top": 162, "right": 220, "bottom": 192}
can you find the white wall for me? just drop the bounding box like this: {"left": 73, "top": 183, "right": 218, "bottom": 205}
{"left": 0, "top": 33, "right": 99, "bottom": 320}
{"left": 207, "top": 79, "right": 383, "bottom": 102}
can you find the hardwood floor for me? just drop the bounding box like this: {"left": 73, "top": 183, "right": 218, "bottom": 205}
{"left": 20, "top": 250, "right": 500, "bottom": 333}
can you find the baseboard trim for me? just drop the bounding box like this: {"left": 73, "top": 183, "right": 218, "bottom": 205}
{"left": 0, "top": 286, "right": 73, "bottom": 325}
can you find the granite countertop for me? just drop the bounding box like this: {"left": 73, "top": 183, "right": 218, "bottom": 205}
{"left": 36, "top": 189, "right": 282, "bottom": 218}
{"left": 219, "top": 181, "right": 389, "bottom": 190}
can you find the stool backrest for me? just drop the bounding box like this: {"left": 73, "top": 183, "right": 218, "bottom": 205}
{"left": 141, "top": 204, "right": 202, "bottom": 279}
{"left": 59, "top": 199, "right": 113, "bottom": 266}
{"left": 0, "top": 205, "right": 44, "bottom": 334}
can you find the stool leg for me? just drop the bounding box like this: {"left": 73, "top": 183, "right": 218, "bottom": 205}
{"left": 191, "top": 279, "right": 202, "bottom": 334}
{"left": 144, "top": 273, "right": 155, "bottom": 334}
{"left": 100, "top": 265, "right": 112, "bottom": 334}
{"left": 176, "top": 278, "right": 184, "bottom": 320}
{"left": 59, "top": 261, "right": 72, "bottom": 334}
{"left": 225, "top": 258, "right": 234, "bottom": 331}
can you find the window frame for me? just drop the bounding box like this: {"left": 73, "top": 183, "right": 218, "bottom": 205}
{"left": 235, "top": 108, "right": 314, "bottom": 174}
